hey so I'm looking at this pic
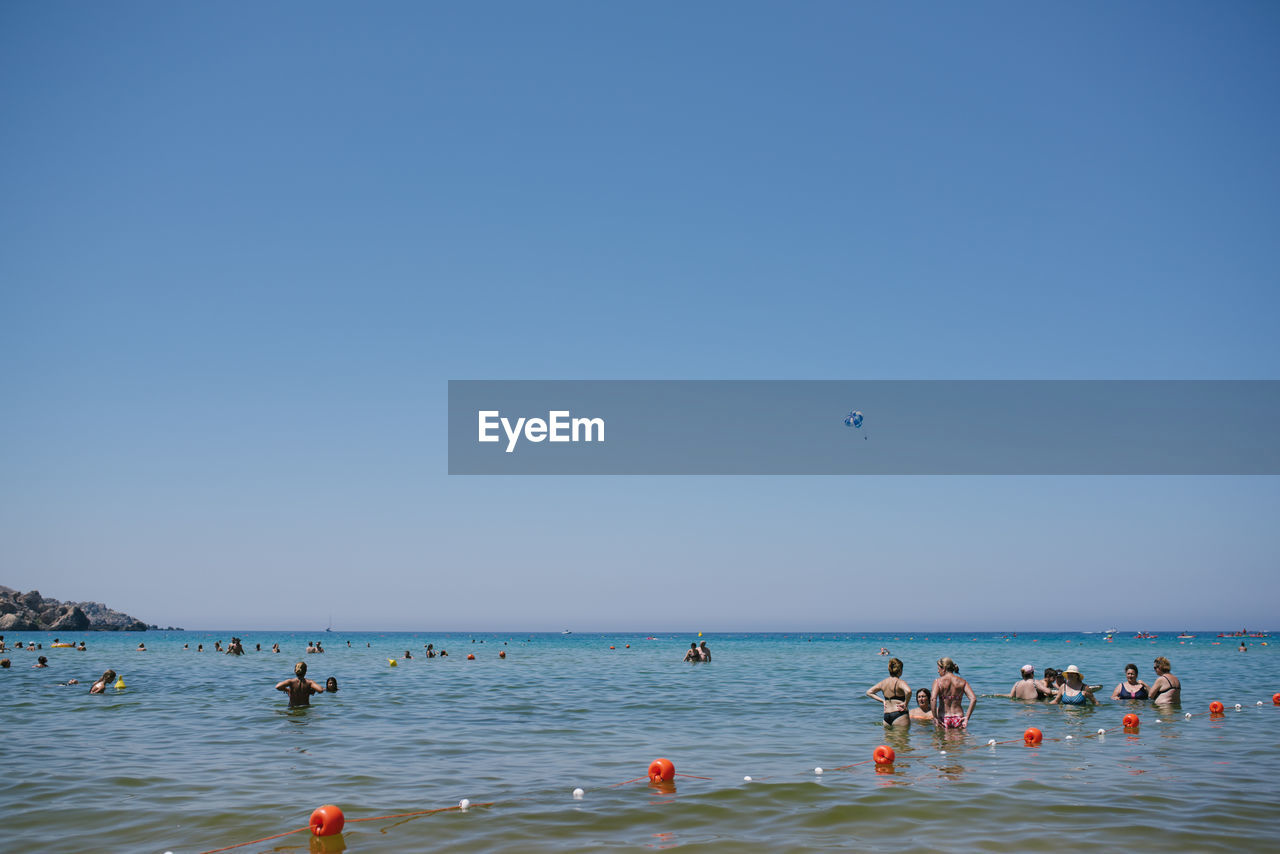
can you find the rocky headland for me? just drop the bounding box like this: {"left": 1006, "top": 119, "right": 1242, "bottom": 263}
{"left": 0, "top": 585, "right": 179, "bottom": 631}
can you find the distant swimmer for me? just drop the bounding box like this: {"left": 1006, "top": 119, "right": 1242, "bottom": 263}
{"left": 403, "top": 650, "right": 413, "bottom": 659}
{"left": 77, "top": 642, "right": 86, "bottom": 651}
{"left": 699, "top": 641, "right": 712, "bottom": 662}
{"left": 1239, "top": 642, "right": 1248, "bottom": 652}
{"left": 34, "top": 655, "right": 48, "bottom": 668}
{"left": 325, "top": 677, "right": 339, "bottom": 693}
{"left": 909, "top": 688, "right": 934, "bottom": 724}
{"left": 1005, "top": 665, "right": 1043, "bottom": 700}
{"left": 1149, "top": 656, "right": 1181, "bottom": 706}
{"left": 272, "top": 643, "right": 280, "bottom": 653}
{"left": 931, "top": 657, "right": 976, "bottom": 728}
{"left": 683, "top": 643, "right": 700, "bottom": 662}
{"left": 425, "top": 644, "right": 436, "bottom": 658}
{"left": 306, "top": 643, "right": 316, "bottom": 654}
{"left": 276, "top": 662, "right": 324, "bottom": 707}
{"left": 197, "top": 644, "right": 204, "bottom": 652}
{"left": 0, "top": 659, "right": 10, "bottom": 669}
{"left": 865, "top": 658, "right": 911, "bottom": 728}
{"left": 439, "top": 649, "right": 448, "bottom": 657}
{"left": 137, "top": 643, "right": 146, "bottom": 651}
{"left": 1111, "top": 663, "right": 1149, "bottom": 700}
{"left": 226, "top": 638, "right": 244, "bottom": 656}
{"left": 90, "top": 670, "right": 117, "bottom": 694}
{"left": 878, "top": 648, "right": 890, "bottom": 656}
{"left": 1049, "top": 665, "right": 1095, "bottom": 706}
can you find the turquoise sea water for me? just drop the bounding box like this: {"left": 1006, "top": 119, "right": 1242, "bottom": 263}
{"left": 2, "top": 630, "right": 1278, "bottom": 853}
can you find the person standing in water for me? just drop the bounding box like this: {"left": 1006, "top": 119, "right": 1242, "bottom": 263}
{"left": 1150, "top": 656, "right": 1181, "bottom": 706}
{"left": 865, "top": 657, "right": 911, "bottom": 728}
{"left": 90, "top": 670, "right": 117, "bottom": 694}
{"left": 275, "top": 661, "right": 324, "bottom": 707}
{"left": 931, "top": 657, "right": 976, "bottom": 729}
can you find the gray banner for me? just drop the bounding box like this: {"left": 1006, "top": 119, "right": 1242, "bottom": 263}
{"left": 447, "top": 381, "right": 1279, "bottom": 474}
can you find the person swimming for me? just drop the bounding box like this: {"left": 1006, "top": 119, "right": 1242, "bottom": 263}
{"left": 275, "top": 661, "right": 325, "bottom": 707}
{"left": 909, "top": 687, "right": 934, "bottom": 723}
{"left": 325, "top": 677, "right": 339, "bottom": 693}
{"left": 865, "top": 657, "right": 911, "bottom": 728}
{"left": 90, "top": 670, "right": 117, "bottom": 694}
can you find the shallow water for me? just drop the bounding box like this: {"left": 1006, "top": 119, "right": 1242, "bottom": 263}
{"left": 2, "top": 631, "right": 1278, "bottom": 852}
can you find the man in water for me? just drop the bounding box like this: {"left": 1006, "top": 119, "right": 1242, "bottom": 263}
{"left": 699, "top": 641, "right": 712, "bottom": 662}
{"left": 1006, "top": 664, "right": 1043, "bottom": 699}
{"left": 275, "top": 661, "right": 325, "bottom": 707}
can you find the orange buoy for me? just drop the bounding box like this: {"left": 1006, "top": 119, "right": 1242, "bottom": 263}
{"left": 648, "top": 757, "right": 675, "bottom": 782}
{"left": 1122, "top": 713, "right": 1139, "bottom": 728}
{"left": 609, "top": 646, "right": 615, "bottom": 649}
{"left": 1024, "top": 727, "right": 1043, "bottom": 745}
{"left": 625, "top": 644, "right": 630, "bottom": 648}
{"left": 310, "top": 804, "right": 344, "bottom": 837}
{"left": 1209, "top": 701, "right": 1224, "bottom": 715}
{"left": 873, "top": 745, "right": 895, "bottom": 765}
{"left": 466, "top": 653, "right": 475, "bottom": 660}
{"left": 1273, "top": 693, "right": 1280, "bottom": 706}
{"left": 499, "top": 651, "right": 506, "bottom": 658}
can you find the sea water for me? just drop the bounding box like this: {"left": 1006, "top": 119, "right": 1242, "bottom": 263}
{"left": 2, "top": 631, "right": 1278, "bottom": 853}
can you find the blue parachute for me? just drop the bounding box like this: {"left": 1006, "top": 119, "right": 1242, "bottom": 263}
{"left": 843, "top": 410, "right": 863, "bottom": 429}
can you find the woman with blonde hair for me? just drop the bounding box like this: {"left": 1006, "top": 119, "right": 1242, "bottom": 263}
{"left": 931, "top": 657, "right": 976, "bottom": 729}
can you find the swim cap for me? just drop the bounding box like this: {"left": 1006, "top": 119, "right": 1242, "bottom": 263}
{"left": 1021, "top": 664, "right": 1035, "bottom": 674}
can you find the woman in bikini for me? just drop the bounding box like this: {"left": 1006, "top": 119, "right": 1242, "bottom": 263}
{"left": 931, "top": 657, "right": 976, "bottom": 729}
{"left": 1149, "top": 656, "right": 1181, "bottom": 705}
{"left": 1111, "top": 662, "right": 1149, "bottom": 700}
{"left": 865, "top": 657, "right": 911, "bottom": 728}
{"left": 1049, "top": 664, "right": 1095, "bottom": 705}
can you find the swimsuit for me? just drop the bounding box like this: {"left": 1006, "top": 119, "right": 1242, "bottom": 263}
{"left": 883, "top": 709, "right": 909, "bottom": 725}
{"left": 1059, "top": 688, "right": 1089, "bottom": 705}
{"left": 942, "top": 714, "right": 966, "bottom": 728}
{"left": 1117, "top": 684, "right": 1148, "bottom": 699}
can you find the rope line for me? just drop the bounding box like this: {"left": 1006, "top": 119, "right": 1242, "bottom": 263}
{"left": 197, "top": 702, "right": 1277, "bottom": 853}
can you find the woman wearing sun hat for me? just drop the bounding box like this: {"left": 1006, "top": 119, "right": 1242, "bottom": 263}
{"left": 1049, "top": 665, "right": 1096, "bottom": 705}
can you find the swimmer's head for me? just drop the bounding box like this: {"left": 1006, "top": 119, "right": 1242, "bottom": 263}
{"left": 937, "top": 657, "right": 958, "bottom": 673}
{"left": 1153, "top": 656, "right": 1171, "bottom": 674}
{"left": 101, "top": 669, "right": 117, "bottom": 684}
{"left": 1125, "top": 663, "right": 1138, "bottom": 678}
{"left": 1021, "top": 664, "right": 1035, "bottom": 676}
{"left": 916, "top": 687, "right": 931, "bottom": 707}
{"left": 325, "top": 677, "right": 338, "bottom": 692}
{"left": 294, "top": 661, "right": 308, "bottom": 678}
{"left": 1, "top": 658, "right": 10, "bottom": 668}
{"left": 888, "top": 657, "right": 903, "bottom": 677}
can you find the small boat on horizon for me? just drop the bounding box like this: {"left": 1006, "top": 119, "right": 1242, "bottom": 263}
{"left": 561, "top": 630, "right": 572, "bottom": 635}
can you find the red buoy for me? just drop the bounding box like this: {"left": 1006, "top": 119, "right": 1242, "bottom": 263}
{"left": 1273, "top": 693, "right": 1280, "bottom": 706}
{"left": 873, "top": 745, "right": 895, "bottom": 765}
{"left": 310, "top": 804, "right": 345, "bottom": 837}
{"left": 499, "top": 651, "right": 506, "bottom": 658}
{"left": 1024, "top": 727, "right": 1043, "bottom": 745}
{"left": 1122, "top": 713, "right": 1139, "bottom": 729}
{"left": 466, "top": 653, "right": 475, "bottom": 660}
{"left": 648, "top": 757, "right": 675, "bottom": 782}
{"left": 1209, "top": 701, "right": 1225, "bottom": 715}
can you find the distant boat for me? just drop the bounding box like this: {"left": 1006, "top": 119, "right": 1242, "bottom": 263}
{"left": 561, "top": 630, "right": 572, "bottom": 635}
{"left": 1177, "top": 633, "right": 1196, "bottom": 639}
{"left": 325, "top": 614, "right": 333, "bottom": 633}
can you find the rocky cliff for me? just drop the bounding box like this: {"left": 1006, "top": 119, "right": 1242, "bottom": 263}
{"left": 0, "top": 586, "right": 178, "bottom": 631}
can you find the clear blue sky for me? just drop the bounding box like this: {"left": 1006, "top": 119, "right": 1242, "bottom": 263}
{"left": 2, "top": 3, "right": 1277, "bottom": 631}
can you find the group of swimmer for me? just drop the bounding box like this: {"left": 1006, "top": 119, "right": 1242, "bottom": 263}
{"left": 682, "top": 641, "right": 712, "bottom": 662}
{"left": 866, "top": 656, "right": 1184, "bottom": 729}
{"left": 275, "top": 661, "right": 339, "bottom": 705}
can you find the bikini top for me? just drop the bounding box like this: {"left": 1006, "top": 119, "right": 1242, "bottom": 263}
{"left": 1118, "top": 684, "right": 1148, "bottom": 699}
